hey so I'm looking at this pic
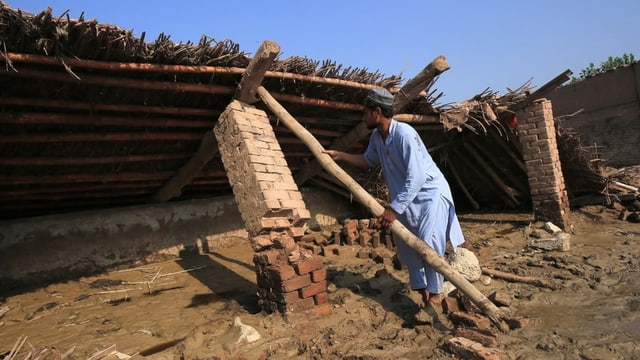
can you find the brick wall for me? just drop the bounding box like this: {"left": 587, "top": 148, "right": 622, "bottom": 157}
{"left": 517, "top": 99, "right": 572, "bottom": 230}
{"left": 548, "top": 62, "right": 640, "bottom": 167}
{"left": 214, "top": 100, "right": 329, "bottom": 314}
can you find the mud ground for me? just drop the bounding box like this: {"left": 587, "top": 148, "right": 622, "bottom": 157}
{"left": 1, "top": 205, "right": 639, "bottom": 360}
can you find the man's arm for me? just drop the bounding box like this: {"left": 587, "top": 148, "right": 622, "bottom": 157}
{"left": 323, "top": 150, "right": 370, "bottom": 169}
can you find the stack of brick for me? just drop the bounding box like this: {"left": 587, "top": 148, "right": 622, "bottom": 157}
{"left": 517, "top": 99, "right": 572, "bottom": 230}
{"left": 214, "top": 100, "right": 328, "bottom": 314}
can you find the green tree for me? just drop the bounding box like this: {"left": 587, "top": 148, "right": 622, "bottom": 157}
{"left": 571, "top": 53, "right": 636, "bottom": 82}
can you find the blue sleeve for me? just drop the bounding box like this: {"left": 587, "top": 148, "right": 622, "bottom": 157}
{"left": 389, "top": 131, "right": 428, "bottom": 215}
{"left": 363, "top": 132, "right": 380, "bottom": 168}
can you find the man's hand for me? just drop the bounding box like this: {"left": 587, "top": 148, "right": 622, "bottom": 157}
{"left": 322, "top": 149, "right": 341, "bottom": 161}
{"left": 378, "top": 207, "right": 397, "bottom": 228}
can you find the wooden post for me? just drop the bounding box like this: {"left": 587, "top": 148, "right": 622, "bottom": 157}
{"left": 256, "top": 85, "right": 511, "bottom": 330}
{"left": 234, "top": 40, "right": 280, "bottom": 103}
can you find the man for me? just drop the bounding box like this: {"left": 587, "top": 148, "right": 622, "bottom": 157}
{"left": 323, "top": 88, "right": 465, "bottom": 308}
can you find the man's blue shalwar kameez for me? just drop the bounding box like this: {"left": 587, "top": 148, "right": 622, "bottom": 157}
{"left": 363, "top": 119, "right": 465, "bottom": 293}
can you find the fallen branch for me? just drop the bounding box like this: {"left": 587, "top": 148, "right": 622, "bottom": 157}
{"left": 257, "top": 85, "right": 512, "bottom": 331}
{"left": 482, "top": 267, "right": 557, "bottom": 289}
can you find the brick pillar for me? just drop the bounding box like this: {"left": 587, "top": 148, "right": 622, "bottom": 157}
{"left": 214, "top": 100, "right": 329, "bottom": 314}
{"left": 517, "top": 98, "right": 572, "bottom": 230}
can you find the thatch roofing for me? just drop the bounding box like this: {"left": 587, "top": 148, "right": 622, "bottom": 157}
{"left": 0, "top": 3, "right": 604, "bottom": 220}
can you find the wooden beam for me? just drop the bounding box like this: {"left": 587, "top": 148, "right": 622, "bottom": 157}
{"left": 462, "top": 140, "right": 520, "bottom": 208}
{"left": 2, "top": 67, "right": 237, "bottom": 95}
{"left": 152, "top": 130, "right": 219, "bottom": 202}
{"left": 0, "top": 112, "right": 213, "bottom": 128}
{"left": 0, "top": 97, "right": 220, "bottom": 117}
{"left": 0, "top": 153, "right": 189, "bottom": 166}
{"left": 510, "top": 69, "right": 573, "bottom": 112}
{"left": 0, "top": 132, "right": 203, "bottom": 143}
{"left": 3, "top": 51, "right": 385, "bottom": 91}
{"left": 392, "top": 55, "right": 450, "bottom": 114}
{"left": 446, "top": 153, "right": 480, "bottom": 210}
{"left": 235, "top": 40, "right": 280, "bottom": 103}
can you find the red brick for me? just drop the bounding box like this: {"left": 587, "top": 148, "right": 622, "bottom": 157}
{"left": 264, "top": 264, "right": 296, "bottom": 281}
{"left": 293, "top": 255, "right": 323, "bottom": 275}
{"left": 455, "top": 327, "right": 498, "bottom": 347}
{"left": 278, "top": 290, "right": 301, "bottom": 304}
{"left": 449, "top": 311, "right": 491, "bottom": 329}
{"left": 310, "top": 268, "right": 327, "bottom": 282}
{"left": 285, "top": 297, "right": 315, "bottom": 312}
{"left": 358, "top": 230, "right": 372, "bottom": 247}
{"left": 282, "top": 274, "right": 312, "bottom": 292}
{"left": 310, "top": 303, "right": 332, "bottom": 316}
{"left": 321, "top": 244, "right": 340, "bottom": 256}
{"left": 253, "top": 249, "right": 281, "bottom": 266}
{"left": 442, "top": 296, "right": 460, "bottom": 314}
{"left": 314, "top": 291, "right": 329, "bottom": 305}
{"left": 300, "top": 280, "right": 327, "bottom": 298}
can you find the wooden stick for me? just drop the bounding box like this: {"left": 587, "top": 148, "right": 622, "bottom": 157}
{"left": 152, "top": 131, "right": 219, "bottom": 202}
{"left": 257, "top": 85, "right": 511, "bottom": 331}
{"left": 392, "top": 55, "right": 450, "bottom": 114}
{"left": 482, "top": 267, "right": 557, "bottom": 290}
{"left": 463, "top": 140, "right": 519, "bottom": 207}
{"left": 446, "top": 153, "right": 480, "bottom": 210}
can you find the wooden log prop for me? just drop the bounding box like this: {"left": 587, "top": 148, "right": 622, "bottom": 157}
{"left": 256, "top": 85, "right": 512, "bottom": 331}
{"left": 482, "top": 267, "right": 557, "bottom": 290}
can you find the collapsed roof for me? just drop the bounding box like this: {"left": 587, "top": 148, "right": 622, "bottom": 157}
{"left": 0, "top": 3, "right": 604, "bottom": 220}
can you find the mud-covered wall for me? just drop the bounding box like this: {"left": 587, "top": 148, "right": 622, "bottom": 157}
{"left": 0, "top": 188, "right": 359, "bottom": 291}
{"left": 548, "top": 62, "right": 640, "bottom": 167}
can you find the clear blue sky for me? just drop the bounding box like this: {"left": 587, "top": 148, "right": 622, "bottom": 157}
{"left": 11, "top": 0, "right": 640, "bottom": 104}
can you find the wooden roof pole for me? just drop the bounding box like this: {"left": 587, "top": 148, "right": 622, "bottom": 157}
{"left": 256, "top": 85, "right": 511, "bottom": 331}
{"left": 294, "top": 56, "right": 451, "bottom": 186}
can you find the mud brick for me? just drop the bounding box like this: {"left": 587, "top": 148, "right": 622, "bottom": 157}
{"left": 253, "top": 249, "right": 282, "bottom": 266}
{"left": 448, "top": 337, "right": 500, "bottom": 360}
{"left": 358, "top": 230, "right": 372, "bottom": 247}
{"left": 265, "top": 264, "right": 296, "bottom": 281}
{"left": 371, "top": 232, "right": 381, "bottom": 247}
{"left": 343, "top": 219, "right": 359, "bottom": 244}
{"left": 488, "top": 291, "right": 511, "bottom": 307}
{"left": 285, "top": 297, "right": 316, "bottom": 312}
{"left": 449, "top": 311, "right": 491, "bottom": 329}
{"left": 455, "top": 328, "right": 498, "bottom": 347}
{"left": 300, "top": 243, "right": 320, "bottom": 255}
{"left": 300, "top": 280, "right": 327, "bottom": 298}
{"left": 310, "top": 303, "right": 332, "bottom": 317}
{"left": 321, "top": 244, "right": 340, "bottom": 257}
{"left": 357, "top": 249, "right": 370, "bottom": 259}
{"left": 260, "top": 217, "right": 291, "bottom": 230}
{"left": 384, "top": 234, "right": 394, "bottom": 250}
{"left": 310, "top": 268, "right": 327, "bottom": 282}
{"left": 505, "top": 316, "right": 541, "bottom": 329}
{"left": 314, "top": 291, "right": 329, "bottom": 305}
{"left": 290, "top": 208, "right": 311, "bottom": 226}
{"left": 288, "top": 226, "right": 306, "bottom": 239}
{"left": 441, "top": 296, "right": 460, "bottom": 314}
{"left": 278, "top": 290, "right": 302, "bottom": 304}
{"left": 282, "top": 274, "right": 312, "bottom": 292}
{"left": 370, "top": 247, "right": 392, "bottom": 263}
{"left": 358, "top": 219, "right": 370, "bottom": 230}
{"left": 293, "top": 255, "right": 323, "bottom": 275}
{"left": 300, "top": 234, "right": 317, "bottom": 243}
{"left": 273, "top": 235, "right": 297, "bottom": 253}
